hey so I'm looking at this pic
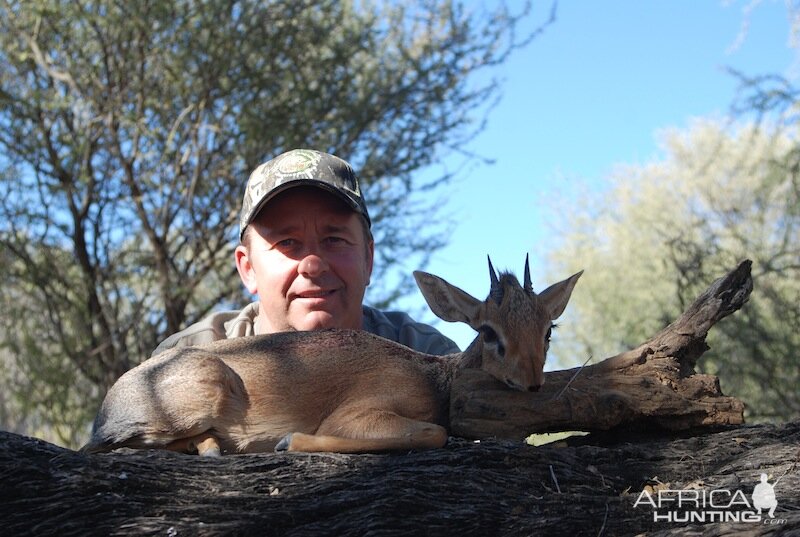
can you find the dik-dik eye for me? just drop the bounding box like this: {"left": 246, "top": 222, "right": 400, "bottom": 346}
{"left": 544, "top": 323, "right": 557, "bottom": 351}
{"left": 480, "top": 325, "right": 506, "bottom": 358}
{"left": 481, "top": 324, "right": 497, "bottom": 343}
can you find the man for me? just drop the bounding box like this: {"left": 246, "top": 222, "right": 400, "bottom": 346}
{"left": 153, "top": 148, "right": 459, "bottom": 356}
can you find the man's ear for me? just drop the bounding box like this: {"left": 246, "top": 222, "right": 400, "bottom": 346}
{"left": 235, "top": 244, "right": 258, "bottom": 295}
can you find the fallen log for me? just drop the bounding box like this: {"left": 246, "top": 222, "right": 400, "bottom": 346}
{"left": 1, "top": 419, "right": 798, "bottom": 536}
{"left": 450, "top": 260, "right": 752, "bottom": 439}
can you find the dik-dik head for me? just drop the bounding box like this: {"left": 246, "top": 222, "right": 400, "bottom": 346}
{"left": 414, "top": 256, "right": 582, "bottom": 392}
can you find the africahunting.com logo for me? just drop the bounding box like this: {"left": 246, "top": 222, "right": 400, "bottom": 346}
{"left": 633, "top": 473, "right": 787, "bottom": 526}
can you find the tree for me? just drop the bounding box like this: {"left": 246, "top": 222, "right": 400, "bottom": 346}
{"left": 544, "top": 119, "right": 799, "bottom": 422}
{"left": 0, "top": 0, "right": 548, "bottom": 446}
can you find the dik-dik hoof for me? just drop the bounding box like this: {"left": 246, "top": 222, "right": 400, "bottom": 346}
{"left": 275, "top": 434, "right": 293, "bottom": 452}
{"left": 189, "top": 433, "right": 222, "bottom": 457}
{"left": 199, "top": 446, "right": 221, "bottom": 457}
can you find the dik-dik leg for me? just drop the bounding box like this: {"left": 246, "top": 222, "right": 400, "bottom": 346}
{"left": 166, "top": 431, "right": 222, "bottom": 456}
{"left": 275, "top": 410, "right": 448, "bottom": 453}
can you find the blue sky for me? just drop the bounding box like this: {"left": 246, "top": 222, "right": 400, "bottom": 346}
{"left": 395, "top": 1, "right": 797, "bottom": 351}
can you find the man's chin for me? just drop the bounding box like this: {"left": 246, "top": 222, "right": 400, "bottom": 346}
{"left": 291, "top": 306, "right": 365, "bottom": 332}
{"left": 293, "top": 312, "right": 339, "bottom": 331}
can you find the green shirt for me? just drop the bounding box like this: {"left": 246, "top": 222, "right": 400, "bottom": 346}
{"left": 151, "top": 302, "right": 461, "bottom": 357}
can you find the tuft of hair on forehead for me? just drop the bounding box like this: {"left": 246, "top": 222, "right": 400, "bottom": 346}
{"left": 498, "top": 272, "right": 523, "bottom": 290}
{"left": 485, "top": 272, "right": 535, "bottom": 307}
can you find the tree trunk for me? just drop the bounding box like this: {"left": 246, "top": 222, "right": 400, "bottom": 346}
{"left": 450, "top": 260, "right": 752, "bottom": 439}
{"left": 2, "top": 420, "right": 798, "bottom": 536}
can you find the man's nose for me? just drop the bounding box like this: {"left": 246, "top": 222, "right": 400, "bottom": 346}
{"left": 298, "top": 253, "right": 329, "bottom": 277}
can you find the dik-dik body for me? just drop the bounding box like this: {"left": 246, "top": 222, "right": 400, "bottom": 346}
{"left": 83, "top": 258, "right": 581, "bottom": 455}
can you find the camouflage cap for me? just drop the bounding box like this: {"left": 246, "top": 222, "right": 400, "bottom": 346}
{"left": 239, "top": 149, "right": 371, "bottom": 241}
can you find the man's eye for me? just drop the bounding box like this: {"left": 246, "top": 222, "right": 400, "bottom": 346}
{"left": 276, "top": 238, "right": 297, "bottom": 248}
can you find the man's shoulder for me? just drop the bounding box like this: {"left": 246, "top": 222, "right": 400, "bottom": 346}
{"left": 362, "top": 305, "right": 460, "bottom": 355}
{"left": 151, "top": 303, "right": 259, "bottom": 356}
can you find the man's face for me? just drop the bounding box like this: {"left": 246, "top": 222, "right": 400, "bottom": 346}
{"left": 235, "top": 187, "right": 374, "bottom": 333}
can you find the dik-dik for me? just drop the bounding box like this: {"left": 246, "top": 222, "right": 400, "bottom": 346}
{"left": 82, "top": 258, "right": 581, "bottom": 455}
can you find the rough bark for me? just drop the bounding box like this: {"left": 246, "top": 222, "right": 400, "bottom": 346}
{"left": 1, "top": 420, "right": 798, "bottom": 536}
{"left": 450, "top": 260, "right": 753, "bottom": 439}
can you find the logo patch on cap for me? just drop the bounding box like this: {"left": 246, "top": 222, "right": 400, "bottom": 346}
{"left": 271, "top": 149, "right": 322, "bottom": 184}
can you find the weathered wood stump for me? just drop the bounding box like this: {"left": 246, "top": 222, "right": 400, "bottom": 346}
{"left": 451, "top": 260, "right": 752, "bottom": 439}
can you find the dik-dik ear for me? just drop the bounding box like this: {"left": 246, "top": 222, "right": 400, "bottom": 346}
{"left": 539, "top": 270, "right": 583, "bottom": 320}
{"left": 414, "top": 271, "right": 482, "bottom": 327}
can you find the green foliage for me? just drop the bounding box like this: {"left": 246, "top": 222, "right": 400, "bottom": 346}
{"left": 0, "top": 0, "right": 541, "bottom": 446}
{"left": 547, "top": 120, "right": 800, "bottom": 422}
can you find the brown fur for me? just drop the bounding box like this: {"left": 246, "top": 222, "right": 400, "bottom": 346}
{"left": 82, "top": 264, "right": 581, "bottom": 455}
